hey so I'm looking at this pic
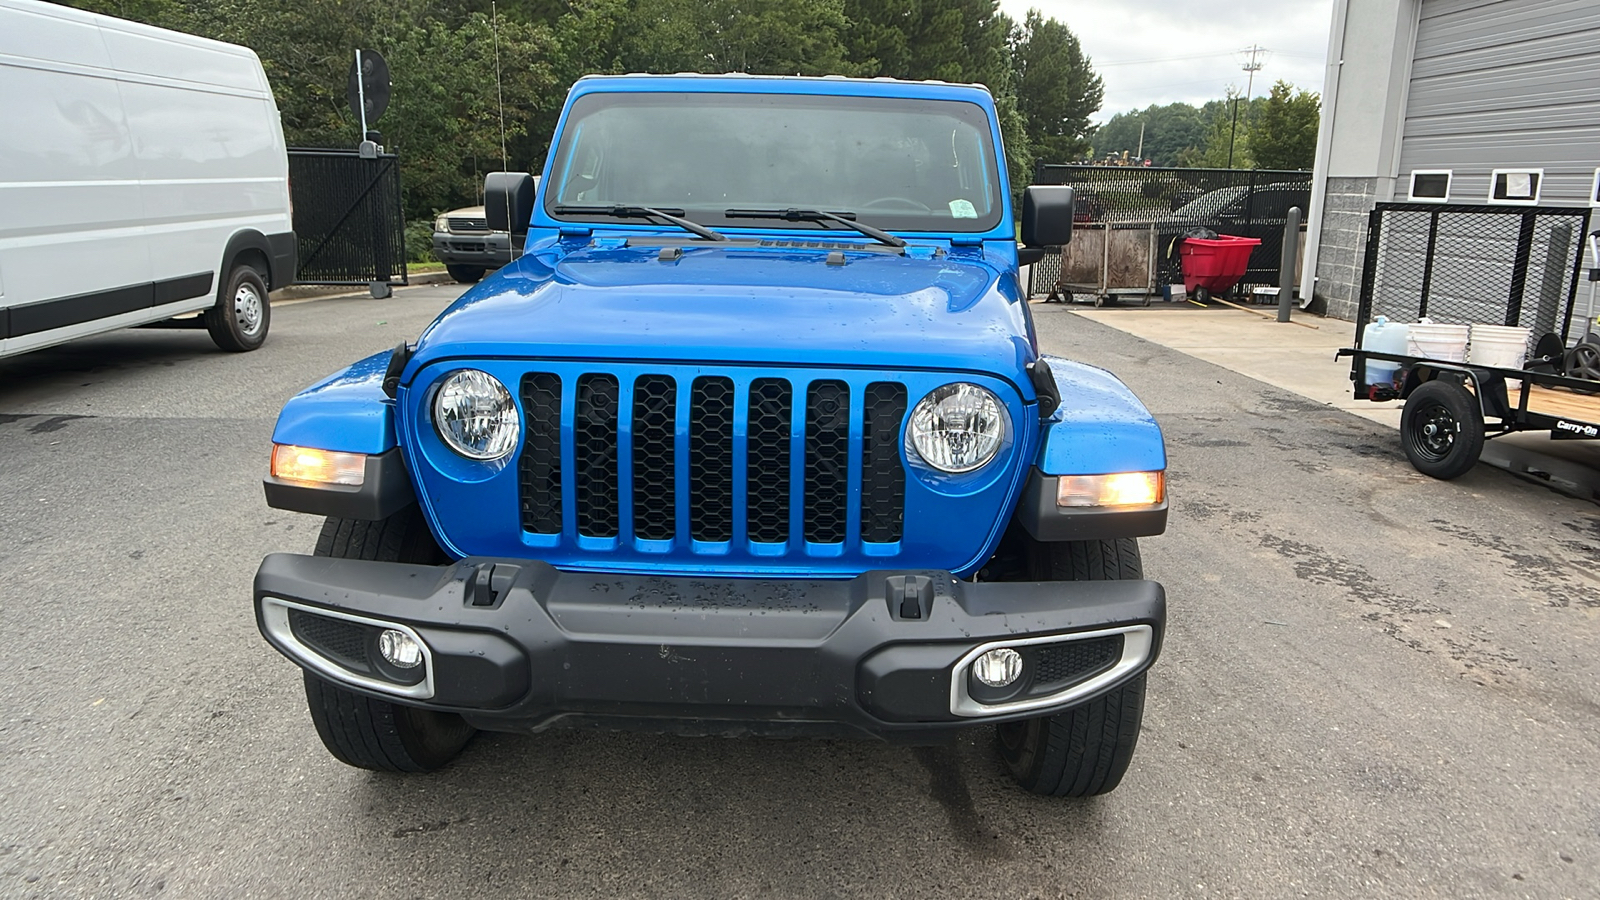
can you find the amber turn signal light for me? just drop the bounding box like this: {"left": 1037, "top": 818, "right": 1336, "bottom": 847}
{"left": 271, "top": 444, "right": 366, "bottom": 486}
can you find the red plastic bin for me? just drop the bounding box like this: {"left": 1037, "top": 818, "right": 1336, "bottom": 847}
{"left": 1179, "top": 234, "right": 1261, "bottom": 299}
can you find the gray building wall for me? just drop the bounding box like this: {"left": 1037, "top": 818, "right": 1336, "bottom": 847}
{"left": 1399, "top": 0, "right": 1600, "bottom": 206}
{"left": 1307, "top": 0, "right": 1600, "bottom": 322}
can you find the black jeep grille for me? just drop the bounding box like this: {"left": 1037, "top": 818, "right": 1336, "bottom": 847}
{"left": 518, "top": 373, "right": 563, "bottom": 533}
{"left": 516, "top": 370, "right": 908, "bottom": 549}
{"left": 746, "top": 378, "right": 793, "bottom": 543}
{"left": 632, "top": 375, "right": 677, "bottom": 541}
{"left": 575, "top": 374, "right": 620, "bottom": 537}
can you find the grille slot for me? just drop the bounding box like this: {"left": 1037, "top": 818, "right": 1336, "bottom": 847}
{"left": 689, "top": 376, "right": 735, "bottom": 542}
{"left": 632, "top": 375, "right": 677, "bottom": 540}
{"left": 1031, "top": 636, "right": 1124, "bottom": 690}
{"left": 746, "top": 378, "right": 793, "bottom": 543}
{"left": 804, "top": 380, "right": 850, "bottom": 544}
{"left": 860, "top": 382, "right": 906, "bottom": 542}
{"left": 575, "top": 374, "right": 620, "bottom": 537}
{"left": 519, "top": 372, "right": 563, "bottom": 533}
{"left": 288, "top": 609, "right": 370, "bottom": 672}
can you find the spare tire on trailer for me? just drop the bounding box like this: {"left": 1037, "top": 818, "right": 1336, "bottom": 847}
{"left": 1400, "top": 379, "right": 1484, "bottom": 479}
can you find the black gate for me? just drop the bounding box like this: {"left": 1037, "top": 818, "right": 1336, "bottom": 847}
{"left": 1031, "top": 164, "right": 1312, "bottom": 295}
{"left": 287, "top": 148, "right": 409, "bottom": 286}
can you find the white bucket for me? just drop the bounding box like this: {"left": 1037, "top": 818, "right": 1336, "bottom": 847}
{"left": 1407, "top": 321, "right": 1470, "bottom": 363}
{"left": 1468, "top": 323, "right": 1530, "bottom": 390}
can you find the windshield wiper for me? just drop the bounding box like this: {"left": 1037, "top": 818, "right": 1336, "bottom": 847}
{"left": 723, "top": 208, "right": 907, "bottom": 249}
{"left": 553, "top": 204, "right": 727, "bottom": 242}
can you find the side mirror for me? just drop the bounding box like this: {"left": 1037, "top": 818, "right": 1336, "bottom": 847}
{"left": 485, "top": 171, "right": 535, "bottom": 235}
{"left": 1021, "top": 185, "right": 1074, "bottom": 249}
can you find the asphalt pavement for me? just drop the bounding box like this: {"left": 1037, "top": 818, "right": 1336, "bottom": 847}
{"left": 2, "top": 285, "right": 1598, "bottom": 899}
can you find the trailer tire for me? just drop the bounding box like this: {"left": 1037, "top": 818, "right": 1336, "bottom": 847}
{"left": 1401, "top": 379, "right": 1484, "bottom": 480}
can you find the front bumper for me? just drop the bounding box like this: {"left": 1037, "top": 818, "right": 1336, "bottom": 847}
{"left": 431, "top": 232, "right": 513, "bottom": 266}
{"left": 254, "top": 554, "right": 1165, "bottom": 742}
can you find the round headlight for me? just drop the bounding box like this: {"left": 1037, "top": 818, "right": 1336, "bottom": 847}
{"left": 909, "top": 383, "right": 1006, "bottom": 473}
{"left": 433, "top": 369, "right": 519, "bottom": 460}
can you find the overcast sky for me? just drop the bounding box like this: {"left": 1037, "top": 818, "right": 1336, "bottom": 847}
{"left": 1001, "top": 0, "right": 1335, "bottom": 122}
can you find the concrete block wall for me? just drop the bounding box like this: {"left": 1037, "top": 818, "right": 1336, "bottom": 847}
{"left": 1312, "top": 177, "right": 1378, "bottom": 321}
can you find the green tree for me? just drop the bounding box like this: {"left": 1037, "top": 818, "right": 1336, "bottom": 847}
{"left": 1092, "top": 102, "right": 1206, "bottom": 167}
{"left": 1174, "top": 93, "right": 1260, "bottom": 169}
{"left": 842, "top": 0, "right": 1013, "bottom": 86}
{"left": 1248, "top": 80, "right": 1319, "bottom": 170}
{"left": 1010, "top": 10, "right": 1102, "bottom": 165}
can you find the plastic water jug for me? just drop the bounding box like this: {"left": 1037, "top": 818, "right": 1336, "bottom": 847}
{"left": 1359, "top": 316, "right": 1409, "bottom": 385}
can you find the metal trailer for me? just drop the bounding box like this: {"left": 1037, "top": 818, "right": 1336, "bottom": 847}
{"left": 1340, "top": 217, "right": 1600, "bottom": 480}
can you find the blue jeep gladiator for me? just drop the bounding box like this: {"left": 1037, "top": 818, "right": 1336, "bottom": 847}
{"left": 255, "top": 74, "right": 1168, "bottom": 797}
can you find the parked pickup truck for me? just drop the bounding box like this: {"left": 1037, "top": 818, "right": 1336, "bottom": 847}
{"left": 255, "top": 74, "right": 1169, "bottom": 798}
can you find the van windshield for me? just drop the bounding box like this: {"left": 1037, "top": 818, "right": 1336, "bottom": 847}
{"left": 545, "top": 91, "right": 1004, "bottom": 234}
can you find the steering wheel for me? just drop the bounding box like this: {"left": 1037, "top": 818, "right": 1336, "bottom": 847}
{"left": 861, "top": 196, "right": 932, "bottom": 212}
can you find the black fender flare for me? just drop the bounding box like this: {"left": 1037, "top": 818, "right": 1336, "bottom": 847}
{"left": 220, "top": 229, "right": 297, "bottom": 291}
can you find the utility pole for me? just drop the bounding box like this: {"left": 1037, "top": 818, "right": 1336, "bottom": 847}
{"left": 1227, "top": 44, "right": 1266, "bottom": 170}
{"left": 1136, "top": 122, "right": 1145, "bottom": 161}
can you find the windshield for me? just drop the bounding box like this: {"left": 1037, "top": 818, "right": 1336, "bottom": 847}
{"left": 545, "top": 91, "right": 1004, "bottom": 234}
{"left": 1171, "top": 186, "right": 1247, "bottom": 218}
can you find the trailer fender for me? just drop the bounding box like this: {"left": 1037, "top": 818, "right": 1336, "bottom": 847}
{"left": 1402, "top": 363, "right": 1511, "bottom": 421}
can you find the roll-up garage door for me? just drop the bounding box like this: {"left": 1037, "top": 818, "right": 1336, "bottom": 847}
{"left": 1399, "top": 0, "right": 1600, "bottom": 206}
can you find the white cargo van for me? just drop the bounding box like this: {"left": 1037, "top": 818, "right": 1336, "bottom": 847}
{"left": 0, "top": 0, "right": 294, "bottom": 358}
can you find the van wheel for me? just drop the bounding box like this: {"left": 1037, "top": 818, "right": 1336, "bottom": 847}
{"left": 446, "top": 265, "right": 485, "bottom": 283}
{"left": 206, "top": 263, "right": 270, "bottom": 352}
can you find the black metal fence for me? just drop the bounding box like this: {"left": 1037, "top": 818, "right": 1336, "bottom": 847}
{"left": 1030, "top": 164, "right": 1312, "bottom": 296}
{"left": 1355, "top": 203, "right": 1594, "bottom": 341}
{"left": 288, "top": 149, "right": 409, "bottom": 286}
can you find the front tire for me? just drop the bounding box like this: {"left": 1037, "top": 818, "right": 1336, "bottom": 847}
{"left": 1400, "top": 379, "right": 1484, "bottom": 479}
{"left": 206, "top": 262, "right": 270, "bottom": 352}
{"left": 446, "top": 264, "right": 485, "bottom": 283}
{"left": 995, "top": 537, "right": 1148, "bottom": 797}
{"left": 301, "top": 508, "right": 475, "bottom": 772}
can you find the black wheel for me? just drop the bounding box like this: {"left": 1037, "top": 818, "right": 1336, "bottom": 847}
{"left": 1193, "top": 286, "right": 1210, "bottom": 304}
{"left": 301, "top": 507, "right": 474, "bottom": 772}
{"left": 1566, "top": 341, "right": 1600, "bottom": 382}
{"left": 446, "top": 264, "right": 485, "bottom": 284}
{"left": 205, "top": 262, "right": 270, "bottom": 352}
{"left": 1400, "top": 379, "right": 1484, "bottom": 479}
{"left": 995, "top": 538, "right": 1148, "bottom": 797}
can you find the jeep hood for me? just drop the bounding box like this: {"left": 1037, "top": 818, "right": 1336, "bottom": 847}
{"left": 410, "top": 242, "right": 1035, "bottom": 382}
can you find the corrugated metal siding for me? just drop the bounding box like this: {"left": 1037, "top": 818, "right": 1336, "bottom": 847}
{"left": 1399, "top": 0, "right": 1600, "bottom": 206}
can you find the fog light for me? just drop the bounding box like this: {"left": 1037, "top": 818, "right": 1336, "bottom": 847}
{"left": 377, "top": 630, "right": 423, "bottom": 669}
{"left": 973, "top": 647, "right": 1023, "bottom": 687}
